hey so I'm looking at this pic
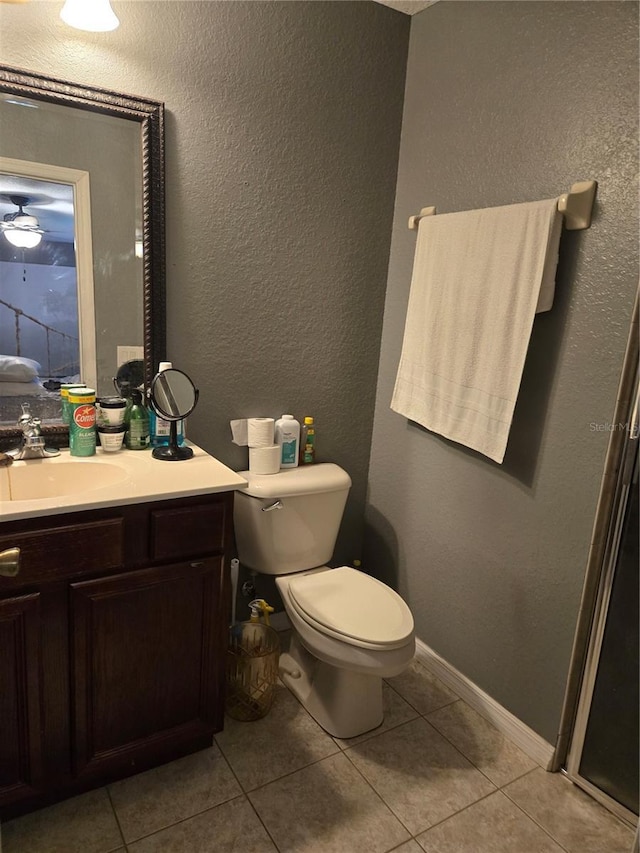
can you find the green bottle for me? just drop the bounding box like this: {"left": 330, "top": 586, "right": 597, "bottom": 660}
{"left": 125, "top": 389, "right": 149, "bottom": 450}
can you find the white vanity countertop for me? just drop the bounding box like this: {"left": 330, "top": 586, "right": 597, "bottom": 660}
{"left": 0, "top": 443, "right": 248, "bottom": 522}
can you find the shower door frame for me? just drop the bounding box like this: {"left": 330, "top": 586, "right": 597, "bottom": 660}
{"left": 556, "top": 291, "right": 638, "bottom": 827}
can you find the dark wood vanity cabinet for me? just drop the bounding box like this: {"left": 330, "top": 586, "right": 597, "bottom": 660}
{"left": 0, "top": 491, "right": 234, "bottom": 819}
{"left": 0, "top": 592, "right": 45, "bottom": 806}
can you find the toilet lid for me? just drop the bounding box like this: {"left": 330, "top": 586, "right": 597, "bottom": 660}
{"left": 287, "top": 566, "right": 414, "bottom": 649}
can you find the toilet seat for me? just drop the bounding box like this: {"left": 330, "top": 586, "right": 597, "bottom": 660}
{"left": 286, "top": 566, "right": 414, "bottom": 651}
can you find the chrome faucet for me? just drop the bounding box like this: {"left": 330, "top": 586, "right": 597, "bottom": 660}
{"left": 8, "top": 403, "right": 60, "bottom": 460}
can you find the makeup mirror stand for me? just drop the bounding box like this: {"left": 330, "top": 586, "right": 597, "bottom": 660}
{"left": 148, "top": 367, "right": 198, "bottom": 462}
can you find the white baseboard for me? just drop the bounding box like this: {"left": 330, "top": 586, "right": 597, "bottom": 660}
{"left": 414, "top": 638, "right": 555, "bottom": 771}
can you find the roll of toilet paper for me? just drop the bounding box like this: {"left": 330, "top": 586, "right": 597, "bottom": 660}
{"left": 249, "top": 444, "right": 280, "bottom": 475}
{"left": 247, "top": 417, "right": 275, "bottom": 447}
{"left": 230, "top": 419, "right": 249, "bottom": 446}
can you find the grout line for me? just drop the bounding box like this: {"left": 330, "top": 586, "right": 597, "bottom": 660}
{"left": 413, "top": 643, "right": 554, "bottom": 770}
{"left": 217, "top": 733, "right": 342, "bottom": 793}
{"left": 119, "top": 793, "right": 249, "bottom": 848}
{"left": 234, "top": 733, "right": 407, "bottom": 852}
{"left": 420, "top": 700, "right": 541, "bottom": 790}
{"left": 500, "top": 769, "right": 574, "bottom": 853}
{"left": 498, "top": 764, "right": 545, "bottom": 787}
{"left": 416, "top": 787, "right": 501, "bottom": 838}
{"left": 337, "top": 709, "right": 420, "bottom": 752}
{"left": 419, "top": 712, "right": 500, "bottom": 788}
{"left": 243, "top": 793, "right": 283, "bottom": 853}
{"left": 107, "top": 739, "right": 247, "bottom": 847}
{"left": 387, "top": 843, "right": 421, "bottom": 853}
{"left": 7, "top": 679, "right": 622, "bottom": 853}
{"left": 212, "top": 730, "right": 289, "bottom": 849}
{"left": 213, "top": 734, "right": 246, "bottom": 793}
{"left": 384, "top": 675, "right": 460, "bottom": 718}
{"left": 333, "top": 709, "right": 421, "bottom": 750}
{"left": 104, "top": 786, "right": 127, "bottom": 851}
{"left": 417, "top": 712, "right": 500, "bottom": 791}
{"left": 341, "top": 715, "right": 508, "bottom": 842}
{"left": 238, "top": 746, "right": 342, "bottom": 794}
{"left": 218, "top": 694, "right": 416, "bottom": 845}
{"left": 339, "top": 745, "right": 416, "bottom": 839}
{"left": 214, "top": 696, "right": 343, "bottom": 795}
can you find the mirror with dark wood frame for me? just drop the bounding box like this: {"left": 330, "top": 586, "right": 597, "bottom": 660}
{"left": 0, "top": 65, "right": 165, "bottom": 448}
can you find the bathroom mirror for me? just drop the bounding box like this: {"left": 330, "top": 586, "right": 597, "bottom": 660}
{"left": 149, "top": 368, "right": 199, "bottom": 461}
{"left": 0, "top": 65, "right": 166, "bottom": 446}
{"left": 113, "top": 359, "right": 145, "bottom": 399}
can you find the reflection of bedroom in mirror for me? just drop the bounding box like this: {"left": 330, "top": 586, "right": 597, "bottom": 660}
{"left": 0, "top": 165, "right": 97, "bottom": 426}
{"left": 0, "top": 66, "right": 166, "bottom": 445}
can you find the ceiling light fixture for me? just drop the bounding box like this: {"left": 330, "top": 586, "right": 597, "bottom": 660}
{"left": 60, "top": 0, "right": 120, "bottom": 33}
{"left": 1, "top": 196, "right": 44, "bottom": 249}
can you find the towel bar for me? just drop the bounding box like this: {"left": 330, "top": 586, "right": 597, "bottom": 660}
{"left": 408, "top": 180, "right": 598, "bottom": 231}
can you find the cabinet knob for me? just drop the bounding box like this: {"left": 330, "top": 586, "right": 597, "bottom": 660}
{"left": 0, "top": 547, "right": 21, "bottom": 577}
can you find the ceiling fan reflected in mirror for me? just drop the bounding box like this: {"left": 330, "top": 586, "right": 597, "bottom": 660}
{"left": 0, "top": 195, "right": 45, "bottom": 248}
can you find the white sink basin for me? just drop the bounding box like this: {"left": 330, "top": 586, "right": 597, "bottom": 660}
{"left": 6, "top": 460, "right": 128, "bottom": 501}
{"left": 0, "top": 445, "right": 248, "bottom": 522}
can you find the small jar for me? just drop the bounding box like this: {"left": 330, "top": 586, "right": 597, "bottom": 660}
{"left": 97, "top": 425, "right": 126, "bottom": 452}
{"left": 96, "top": 396, "right": 127, "bottom": 427}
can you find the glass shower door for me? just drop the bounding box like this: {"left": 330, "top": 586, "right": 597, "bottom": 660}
{"left": 566, "top": 378, "right": 639, "bottom": 824}
{"left": 578, "top": 451, "right": 638, "bottom": 813}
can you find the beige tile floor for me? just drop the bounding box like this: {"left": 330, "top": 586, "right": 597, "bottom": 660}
{"left": 1, "top": 655, "right": 635, "bottom": 853}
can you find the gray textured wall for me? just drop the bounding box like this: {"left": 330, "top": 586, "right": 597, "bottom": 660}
{"left": 4, "top": 1, "right": 635, "bottom": 743}
{"left": 367, "top": 1, "right": 639, "bottom": 742}
{"left": 0, "top": 1, "right": 409, "bottom": 564}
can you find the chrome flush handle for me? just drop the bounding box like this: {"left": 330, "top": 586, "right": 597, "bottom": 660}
{"left": 0, "top": 547, "right": 21, "bottom": 578}
{"left": 261, "top": 500, "right": 283, "bottom": 512}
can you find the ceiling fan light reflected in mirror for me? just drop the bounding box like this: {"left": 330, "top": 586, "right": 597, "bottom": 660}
{"left": 60, "top": 0, "right": 120, "bottom": 33}
{"left": 1, "top": 196, "right": 44, "bottom": 248}
{"left": 3, "top": 228, "right": 41, "bottom": 249}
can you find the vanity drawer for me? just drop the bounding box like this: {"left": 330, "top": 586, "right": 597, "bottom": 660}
{"left": 150, "top": 500, "right": 226, "bottom": 562}
{"left": 0, "top": 519, "right": 125, "bottom": 589}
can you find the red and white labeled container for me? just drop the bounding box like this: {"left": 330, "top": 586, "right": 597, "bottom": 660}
{"left": 68, "top": 387, "right": 97, "bottom": 457}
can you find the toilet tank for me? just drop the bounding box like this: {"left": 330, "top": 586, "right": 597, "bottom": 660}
{"left": 233, "top": 463, "right": 351, "bottom": 575}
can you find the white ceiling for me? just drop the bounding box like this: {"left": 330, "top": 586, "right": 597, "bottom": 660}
{"left": 0, "top": 175, "right": 74, "bottom": 244}
{"left": 373, "top": 0, "right": 438, "bottom": 15}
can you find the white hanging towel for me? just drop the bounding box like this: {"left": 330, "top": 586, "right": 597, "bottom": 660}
{"left": 391, "top": 198, "right": 563, "bottom": 463}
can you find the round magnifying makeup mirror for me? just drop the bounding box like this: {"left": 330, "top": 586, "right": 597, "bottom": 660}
{"left": 149, "top": 368, "right": 199, "bottom": 461}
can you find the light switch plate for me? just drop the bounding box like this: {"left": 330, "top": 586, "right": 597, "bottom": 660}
{"left": 117, "top": 345, "right": 144, "bottom": 365}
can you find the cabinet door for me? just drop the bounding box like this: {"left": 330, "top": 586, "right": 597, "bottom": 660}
{"left": 70, "top": 557, "right": 224, "bottom": 782}
{"left": 0, "top": 593, "right": 44, "bottom": 807}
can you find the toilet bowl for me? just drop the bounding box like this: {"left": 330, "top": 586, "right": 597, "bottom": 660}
{"left": 276, "top": 566, "right": 415, "bottom": 738}
{"left": 233, "top": 464, "right": 415, "bottom": 738}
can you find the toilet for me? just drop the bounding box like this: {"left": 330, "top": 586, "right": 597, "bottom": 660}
{"left": 233, "top": 463, "right": 415, "bottom": 739}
